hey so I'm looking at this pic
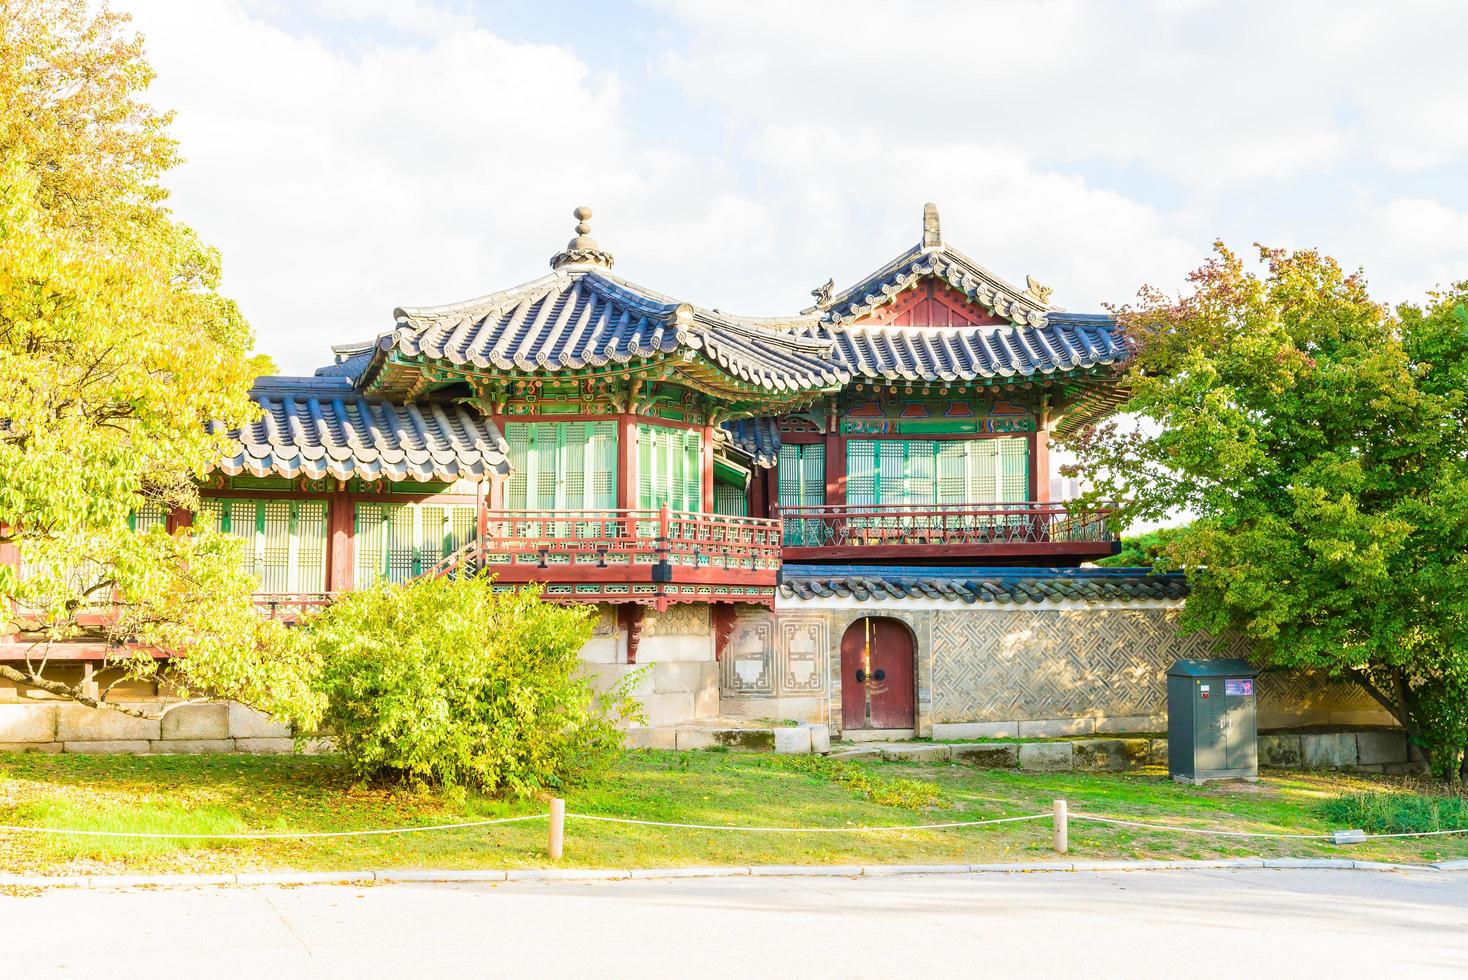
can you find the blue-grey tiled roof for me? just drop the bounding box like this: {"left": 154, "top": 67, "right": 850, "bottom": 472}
{"left": 217, "top": 377, "right": 510, "bottom": 483}
{"left": 819, "top": 242, "right": 1055, "bottom": 328}
{"left": 719, "top": 417, "right": 782, "bottom": 467}
{"left": 378, "top": 268, "right": 847, "bottom": 394}
{"left": 779, "top": 565, "right": 1187, "bottom": 604}
{"left": 826, "top": 316, "right": 1125, "bottom": 384}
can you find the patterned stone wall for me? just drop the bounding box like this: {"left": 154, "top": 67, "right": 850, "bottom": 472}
{"left": 721, "top": 607, "right": 828, "bottom": 699}
{"left": 929, "top": 606, "right": 1380, "bottom": 727}
{"left": 643, "top": 603, "right": 709, "bottom": 636}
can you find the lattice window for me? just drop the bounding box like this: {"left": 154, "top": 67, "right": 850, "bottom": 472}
{"left": 713, "top": 483, "right": 748, "bottom": 517}
{"left": 777, "top": 443, "right": 825, "bottom": 545}
{"left": 637, "top": 424, "right": 702, "bottom": 513}
{"left": 845, "top": 438, "right": 1028, "bottom": 507}
{"left": 353, "top": 501, "right": 478, "bottom": 585}
{"left": 505, "top": 421, "right": 618, "bottom": 511}
{"left": 197, "top": 498, "right": 328, "bottom": 593}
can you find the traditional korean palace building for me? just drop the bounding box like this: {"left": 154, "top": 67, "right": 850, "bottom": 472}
{"left": 2, "top": 205, "right": 1386, "bottom": 745}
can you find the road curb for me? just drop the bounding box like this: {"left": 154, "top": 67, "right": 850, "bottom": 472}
{"left": 0, "top": 858, "right": 1458, "bottom": 891}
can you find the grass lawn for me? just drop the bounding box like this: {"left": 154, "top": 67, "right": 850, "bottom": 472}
{"left": 1, "top": 750, "right": 1465, "bottom": 875}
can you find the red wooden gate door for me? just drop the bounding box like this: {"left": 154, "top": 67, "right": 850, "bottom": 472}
{"left": 839, "top": 618, "right": 916, "bottom": 730}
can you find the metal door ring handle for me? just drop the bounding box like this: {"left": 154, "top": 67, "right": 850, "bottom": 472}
{"left": 855, "top": 669, "right": 867, "bottom": 683}
{"left": 873, "top": 669, "right": 886, "bottom": 682}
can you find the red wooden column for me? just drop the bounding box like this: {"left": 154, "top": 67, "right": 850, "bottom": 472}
{"left": 824, "top": 431, "right": 845, "bottom": 507}
{"left": 617, "top": 414, "right": 638, "bottom": 510}
{"left": 701, "top": 423, "right": 715, "bottom": 512}
{"left": 166, "top": 506, "right": 194, "bottom": 534}
{"left": 1029, "top": 428, "right": 1051, "bottom": 503}
{"left": 326, "top": 491, "right": 354, "bottom": 593}
{"left": 749, "top": 464, "right": 769, "bottom": 519}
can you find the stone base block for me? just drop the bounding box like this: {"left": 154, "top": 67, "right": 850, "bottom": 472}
{"left": 1146, "top": 739, "right": 1169, "bottom": 766}
{"left": 1018, "top": 718, "right": 1094, "bottom": 738}
{"left": 1301, "top": 732, "right": 1357, "bottom": 768}
{"left": 228, "top": 704, "right": 291, "bottom": 739}
{"left": 774, "top": 726, "right": 812, "bottom": 754}
{"left": 1259, "top": 734, "right": 1303, "bottom": 767}
{"left": 932, "top": 722, "right": 1019, "bottom": 740}
{"left": 639, "top": 693, "right": 697, "bottom": 728}
{"left": 234, "top": 737, "right": 296, "bottom": 754}
{"left": 879, "top": 744, "right": 952, "bottom": 762}
{"left": 951, "top": 744, "right": 1018, "bottom": 768}
{"left": 1018, "top": 742, "right": 1073, "bottom": 772}
{"left": 0, "top": 741, "right": 62, "bottom": 753}
{"left": 676, "top": 728, "right": 775, "bottom": 751}
{"left": 1093, "top": 715, "right": 1166, "bottom": 735}
{"left": 161, "top": 704, "right": 230, "bottom": 741}
{"left": 693, "top": 686, "right": 720, "bottom": 719}
{"left": 63, "top": 740, "right": 151, "bottom": 754}
{"left": 1072, "top": 739, "right": 1150, "bottom": 772}
{"left": 151, "top": 738, "right": 236, "bottom": 754}
{"left": 808, "top": 724, "right": 831, "bottom": 754}
{"left": 624, "top": 727, "right": 677, "bottom": 750}
{"left": 56, "top": 705, "right": 160, "bottom": 742}
{"left": 1355, "top": 731, "right": 1408, "bottom": 766}
{"left": 0, "top": 703, "right": 58, "bottom": 742}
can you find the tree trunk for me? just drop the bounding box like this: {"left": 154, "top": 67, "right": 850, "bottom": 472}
{"left": 0, "top": 662, "right": 153, "bottom": 718}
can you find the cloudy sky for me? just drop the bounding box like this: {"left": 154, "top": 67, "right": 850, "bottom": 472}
{"left": 123, "top": 0, "right": 1468, "bottom": 376}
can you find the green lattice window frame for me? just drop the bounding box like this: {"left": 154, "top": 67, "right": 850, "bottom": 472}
{"left": 197, "top": 497, "right": 328, "bottom": 593}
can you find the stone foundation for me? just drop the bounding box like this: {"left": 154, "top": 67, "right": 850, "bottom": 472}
{"left": 834, "top": 728, "right": 1423, "bottom": 774}
{"left": 0, "top": 701, "right": 301, "bottom": 755}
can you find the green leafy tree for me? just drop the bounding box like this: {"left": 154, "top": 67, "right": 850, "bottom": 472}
{"left": 1095, "top": 527, "right": 1188, "bottom": 569}
{"left": 307, "top": 577, "right": 642, "bottom": 795}
{"left": 0, "top": 0, "right": 319, "bottom": 725}
{"left": 1064, "top": 243, "right": 1468, "bottom": 780}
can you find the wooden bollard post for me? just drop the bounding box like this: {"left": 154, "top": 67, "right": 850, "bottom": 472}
{"left": 548, "top": 798, "right": 565, "bottom": 861}
{"left": 1053, "top": 798, "right": 1069, "bottom": 854}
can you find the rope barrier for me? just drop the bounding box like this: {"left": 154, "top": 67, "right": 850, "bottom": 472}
{"left": 0, "top": 807, "right": 1461, "bottom": 845}
{"left": 1070, "top": 814, "right": 1333, "bottom": 840}
{"left": 565, "top": 812, "right": 1051, "bottom": 833}
{"left": 0, "top": 813, "right": 549, "bottom": 841}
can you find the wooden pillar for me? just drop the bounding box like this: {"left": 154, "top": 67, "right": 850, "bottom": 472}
{"left": 617, "top": 414, "right": 638, "bottom": 510}
{"left": 749, "top": 464, "right": 769, "bottom": 519}
{"left": 326, "top": 491, "right": 354, "bottom": 593}
{"left": 1030, "top": 428, "right": 1051, "bottom": 503}
{"left": 712, "top": 603, "right": 738, "bottom": 662}
{"left": 824, "top": 432, "right": 845, "bottom": 507}
{"left": 701, "top": 424, "right": 715, "bottom": 513}
{"left": 166, "top": 506, "right": 194, "bottom": 534}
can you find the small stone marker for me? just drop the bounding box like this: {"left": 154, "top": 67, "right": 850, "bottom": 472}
{"left": 1330, "top": 828, "right": 1367, "bottom": 845}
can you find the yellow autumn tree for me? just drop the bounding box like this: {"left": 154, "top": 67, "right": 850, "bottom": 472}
{"left": 0, "top": 0, "right": 320, "bottom": 724}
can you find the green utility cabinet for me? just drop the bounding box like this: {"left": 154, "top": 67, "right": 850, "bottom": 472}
{"left": 1166, "top": 659, "right": 1259, "bottom": 784}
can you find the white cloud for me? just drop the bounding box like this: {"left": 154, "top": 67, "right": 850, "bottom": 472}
{"left": 117, "top": 0, "right": 1468, "bottom": 377}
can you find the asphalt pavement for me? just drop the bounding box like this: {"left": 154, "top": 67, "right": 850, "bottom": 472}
{"left": 5, "top": 868, "right": 1466, "bottom": 978}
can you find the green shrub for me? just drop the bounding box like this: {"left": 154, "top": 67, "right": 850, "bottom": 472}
{"left": 1317, "top": 791, "right": 1468, "bottom": 834}
{"left": 305, "top": 577, "right": 641, "bottom": 796}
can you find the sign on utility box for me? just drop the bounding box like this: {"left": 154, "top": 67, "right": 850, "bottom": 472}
{"left": 1166, "top": 659, "right": 1259, "bottom": 784}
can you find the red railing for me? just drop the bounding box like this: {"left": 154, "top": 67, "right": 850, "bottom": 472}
{"left": 426, "top": 507, "right": 782, "bottom": 602}
{"left": 776, "top": 502, "right": 1117, "bottom": 557}
{"left": 254, "top": 592, "right": 335, "bottom": 621}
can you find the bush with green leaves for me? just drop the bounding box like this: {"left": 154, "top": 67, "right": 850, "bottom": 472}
{"left": 304, "top": 577, "right": 641, "bottom": 795}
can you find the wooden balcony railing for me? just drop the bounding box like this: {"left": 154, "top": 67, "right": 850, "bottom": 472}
{"left": 254, "top": 592, "right": 336, "bottom": 621}
{"left": 427, "top": 507, "right": 783, "bottom": 605}
{"left": 776, "top": 501, "right": 1118, "bottom": 561}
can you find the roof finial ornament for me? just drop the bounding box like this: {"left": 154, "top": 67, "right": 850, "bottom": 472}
{"left": 811, "top": 277, "right": 835, "bottom": 309}
{"left": 922, "top": 202, "right": 941, "bottom": 249}
{"left": 550, "top": 205, "right": 615, "bottom": 270}
{"left": 1024, "top": 274, "right": 1054, "bottom": 305}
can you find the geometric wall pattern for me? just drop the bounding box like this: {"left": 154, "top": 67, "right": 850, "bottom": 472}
{"left": 722, "top": 608, "right": 828, "bottom": 698}
{"left": 643, "top": 603, "right": 710, "bottom": 636}
{"left": 930, "top": 607, "right": 1377, "bottom": 723}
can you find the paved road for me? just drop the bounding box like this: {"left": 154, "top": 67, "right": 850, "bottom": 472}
{"left": 5, "top": 869, "right": 1467, "bottom": 978}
